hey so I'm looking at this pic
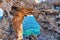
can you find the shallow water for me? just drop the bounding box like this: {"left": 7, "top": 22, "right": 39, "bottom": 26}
{"left": 0, "top": 16, "right": 2, "bottom": 20}
{"left": 0, "top": 8, "right": 3, "bottom": 16}
{"left": 23, "top": 15, "right": 40, "bottom": 37}
{"left": 0, "top": 8, "right": 3, "bottom": 20}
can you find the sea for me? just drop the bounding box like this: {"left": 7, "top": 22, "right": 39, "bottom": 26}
{"left": 23, "top": 15, "right": 40, "bottom": 37}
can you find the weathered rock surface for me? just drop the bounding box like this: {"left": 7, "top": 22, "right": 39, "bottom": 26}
{"left": 0, "top": 0, "right": 60, "bottom": 40}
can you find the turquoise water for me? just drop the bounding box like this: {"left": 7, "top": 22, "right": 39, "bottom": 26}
{"left": 0, "top": 16, "right": 2, "bottom": 20}
{"left": 0, "top": 8, "right": 3, "bottom": 16}
{"left": 0, "top": 8, "right": 3, "bottom": 20}
{"left": 23, "top": 15, "right": 40, "bottom": 37}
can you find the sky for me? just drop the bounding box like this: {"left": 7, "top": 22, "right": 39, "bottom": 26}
{"left": 35, "top": 0, "right": 46, "bottom": 3}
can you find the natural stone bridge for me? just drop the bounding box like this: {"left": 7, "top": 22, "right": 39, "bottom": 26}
{"left": 0, "top": 0, "right": 60, "bottom": 40}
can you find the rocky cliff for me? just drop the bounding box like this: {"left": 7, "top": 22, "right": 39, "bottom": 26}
{"left": 0, "top": 0, "right": 60, "bottom": 40}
